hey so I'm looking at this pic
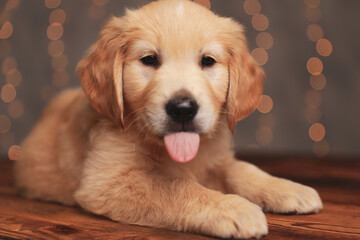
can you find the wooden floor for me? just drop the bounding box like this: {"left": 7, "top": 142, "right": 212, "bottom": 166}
{"left": 0, "top": 155, "right": 359, "bottom": 240}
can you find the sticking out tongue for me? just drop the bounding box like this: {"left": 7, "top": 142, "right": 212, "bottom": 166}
{"left": 164, "top": 132, "right": 200, "bottom": 163}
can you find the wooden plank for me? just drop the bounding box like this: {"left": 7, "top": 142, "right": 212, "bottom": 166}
{"left": 0, "top": 157, "right": 359, "bottom": 240}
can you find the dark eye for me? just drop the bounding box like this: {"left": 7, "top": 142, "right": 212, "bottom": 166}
{"left": 201, "top": 56, "right": 216, "bottom": 67}
{"left": 140, "top": 55, "right": 158, "bottom": 67}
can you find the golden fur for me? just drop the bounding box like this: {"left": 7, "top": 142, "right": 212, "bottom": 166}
{"left": 15, "top": 1, "right": 322, "bottom": 238}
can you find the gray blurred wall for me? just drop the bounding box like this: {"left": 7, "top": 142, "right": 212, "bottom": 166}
{"left": 0, "top": 0, "right": 359, "bottom": 158}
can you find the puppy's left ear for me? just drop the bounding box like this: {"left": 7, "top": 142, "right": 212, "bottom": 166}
{"left": 77, "top": 17, "right": 125, "bottom": 128}
{"left": 225, "top": 20, "right": 264, "bottom": 134}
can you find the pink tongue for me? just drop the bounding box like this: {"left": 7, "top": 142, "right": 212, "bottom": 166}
{"left": 164, "top": 132, "right": 200, "bottom": 163}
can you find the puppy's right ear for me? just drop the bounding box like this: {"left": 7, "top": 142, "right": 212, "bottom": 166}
{"left": 77, "top": 17, "right": 125, "bottom": 127}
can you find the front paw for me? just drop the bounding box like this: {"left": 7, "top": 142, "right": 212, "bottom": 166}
{"left": 259, "top": 178, "right": 323, "bottom": 214}
{"left": 196, "top": 195, "right": 268, "bottom": 239}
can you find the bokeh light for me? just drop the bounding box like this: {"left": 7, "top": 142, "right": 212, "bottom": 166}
{"left": 256, "top": 126, "right": 273, "bottom": 145}
{"left": 256, "top": 32, "right": 273, "bottom": 49}
{"left": 316, "top": 38, "right": 333, "bottom": 57}
{"left": 257, "top": 114, "right": 275, "bottom": 128}
{"left": 257, "top": 94, "right": 273, "bottom": 113}
{"left": 251, "top": 48, "right": 268, "bottom": 66}
{"left": 309, "top": 122, "right": 325, "bottom": 142}
{"left": 0, "top": 21, "right": 13, "bottom": 39}
{"left": 1, "top": 56, "right": 17, "bottom": 74}
{"left": 8, "top": 144, "right": 22, "bottom": 160}
{"left": 0, "top": 115, "right": 11, "bottom": 134}
{"left": 47, "top": 22, "right": 63, "bottom": 40}
{"left": 243, "top": 0, "right": 261, "bottom": 16}
{"left": 6, "top": 68, "right": 22, "bottom": 86}
{"left": 307, "top": 24, "right": 324, "bottom": 42}
{"left": 305, "top": 89, "right": 322, "bottom": 107}
{"left": 307, "top": 57, "right": 323, "bottom": 75}
{"left": 252, "top": 14, "right": 269, "bottom": 31}
{"left": 45, "top": 0, "right": 61, "bottom": 9}
{"left": 310, "top": 74, "right": 326, "bottom": 90}
{"left": 49, "top": 9, "right": 66, "bottom": 24}
{"left": 304, "top": 0, "right": 321, "bottom": 8}
{"left": 8, "top": 100, "right": 24, "bottom": 119}
{"left": 305, "top": 6, "right": 322, "bottom": 22}
{"left": 313, "top": 140, "right": 330, "bottom": 157}
{"left": 51, "top": 54, "right": 68, "bottom": 71}
{"left": 1, "top": 83, "right": 16, "bottom": 103}
{"left": 48, "top": 39, "right": 65, "bottom": 57}
{"left": 5, "top": 0, "right": 20, "bottom": 11}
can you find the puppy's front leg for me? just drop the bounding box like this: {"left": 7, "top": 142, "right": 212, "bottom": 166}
{"left": 225, "top": 160, "right": 323, "bottom": 214}
{"left": 74, "top": 166, "right": 267, "bottom": 239}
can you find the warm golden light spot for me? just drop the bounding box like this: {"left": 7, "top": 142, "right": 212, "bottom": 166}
{"left": 256, "top": 32, "right": 273, "bottom": 49}
{"left": 243, "top": 0, "right": 261, "bottom": 16}
{"left": 257, "top": 94, "right": 273, "bottom": 113}
{"left": 310, "top": 74, "right": 326, "bottom": 90}
{"left": 258, "top": 114, "right": 275, "bottom": 128}
{"left": 251, "top": 48, "right": 268, "bottom": 66}
{"left": 51, "top": 54, "right": 68, "bottom": 71}
{"left": 5, "top": 0, "right": 20, "bottom": 10}
{"left": 49, "top": 9, "right": 66, "bottom": 24}
{"left": 304, "top": 0, "right": 320, "bottom": 8}
{"left": 305, "top": 107, "right": 321, "bottom": 123}
{"left": 48, "top": 39, "right": 65, "bottom": 57}
{"left": 45, "top": 0, "right": 61, "bottom": 9}
{"left": 252, "top": 14, "right": 269, "bottom": 31}
{"left": 8, "top": 145, "right": 22, "bottom": 161}
{"left": 305, "top": 90, "right": 322, "bottom": 107}
{"left": 194, "top": 0, "right": 211, "bottom": 9}
{"left": 52, "top": 71, "right": 69, "bottom": 87}
{"left": 307, "top": 57, "right": 323, "bottom": 75}
{"left": 0, "top": 21, "right": 13, "bottom": 39}
{"left": 8, "top": 100, "right": 24, "bottom": 119}
{"left": 313, "top": 140, "right": 329, "bottom": 158}
{"left": 0, "top": 115, "right": 11, "bottom": 134}
{"left": 1, "top": 84, "right": 16, "bottom": 103}
{"left": 306, "top": 24, "right": 323, "bottom": 42}
{"left": 0, "top": 41, "right": 11, "bottom": 57}
{"left": 6, "top": 68, "right": 22, "bottom": 86}
{"left": 88, "top": 4, "right": 106, "bottom": 20}
{"left": 309, "top": 122, "right": 325, "bottom": 142}
{"left": 305, "top": 6, "right": 322, "bottom": 22}
{"left": 316, "top": 38, "right": 333, "bottom": 57}
{"left": 256, "top": 126, "right": 273, "bottom": 145}
{"left": 47, "top": 23, "right": 63, "bottom": 40}
{"left": 1, "top": 56, "right": 17, "bottom": 74}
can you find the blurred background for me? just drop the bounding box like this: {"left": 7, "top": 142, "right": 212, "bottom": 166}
{"left": 0, "top": 0, "right": 359, "bottom": 160}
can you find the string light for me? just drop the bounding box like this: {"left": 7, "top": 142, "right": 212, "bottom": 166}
{"left": 44, "top": 0, "right": 71, "bottom": 102}
{"left": 0, "top": 0, "right": 22, "bottom": 157}
{"left": 242, "top": 0, "right": 275, "bottom": 146}
{"left": 304, "top": 0, "right": 332, "bottom": 157}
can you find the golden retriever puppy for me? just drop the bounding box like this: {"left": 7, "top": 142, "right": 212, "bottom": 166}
{"left": 15, "top": 0, "right": 322, "bottom": 238}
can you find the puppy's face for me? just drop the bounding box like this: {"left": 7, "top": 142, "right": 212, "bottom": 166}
{"left": 78, "top": 0, "right": 263, "bottom": 142}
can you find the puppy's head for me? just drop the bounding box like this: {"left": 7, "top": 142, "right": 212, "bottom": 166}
{"left": 78, "top": 0, "right": 263, "bottom": 142}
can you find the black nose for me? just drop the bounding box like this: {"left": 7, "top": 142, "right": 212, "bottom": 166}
{"left": 165, "top": 97, "right": 199, "bottom": 123}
